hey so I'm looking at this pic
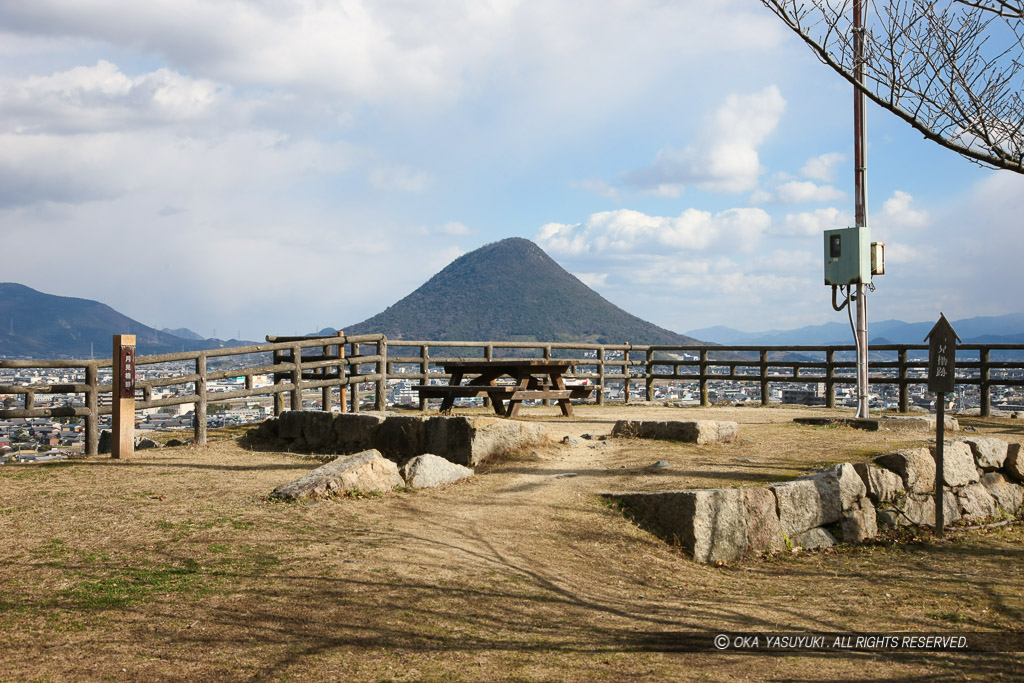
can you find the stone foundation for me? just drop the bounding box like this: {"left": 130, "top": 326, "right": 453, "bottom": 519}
{"left": 246, "top": 410, "right": 547, "bottom": 466}
{"left": 606, "top": 435, "right": 1024, "bottom": 564}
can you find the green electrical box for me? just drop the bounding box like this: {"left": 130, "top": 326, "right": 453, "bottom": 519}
{"left": 824, "top": 226, "right": 872, "bottom": 286}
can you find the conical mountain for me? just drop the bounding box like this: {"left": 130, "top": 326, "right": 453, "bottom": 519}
{"left": 342, "top": 238, "right": 700, "bottom": 345}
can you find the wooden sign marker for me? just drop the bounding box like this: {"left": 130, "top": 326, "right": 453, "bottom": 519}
{"left": 112, "top": 334, "right": 136, "bottom": 459}
{"left": 924, "top": 314, "right": 961, "bottom": 537}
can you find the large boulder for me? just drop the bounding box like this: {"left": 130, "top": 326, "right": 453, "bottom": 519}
{"left": 743, "top": 487, "right": 785, "bottom": 553}
{"left": 611, "top": 420, "right": 738, "bottom": 445}
{"left": 840, "top": 497, "right": 878, "bottom": 543}
{"left": 957, "top": 482, "right": 999, "bottom": 521}
{"left": 609, "top": 489, "right": 748, "bottom": 564}
{"left": 958, "top": 437, "right": 1009, "bottom": 471}
{"left": 979, "top": 472, "right": 1024, "bottom": 515}
{"left": 375, "top": 415, "right": 427, "bottom": 461}
{"left": 874, "top": 448, "right": 935, "bottom": 494}
{"left": 401, "top": 453, "right": 474, "bottom": 489}
{"left": 888, "top": 491, "right": 961, "bottom": 527}
{"left": 425, "top": 416, "right": 547, "bottom": 466}
{"left": 331, "top": 412, "right": 387, "bottom": 453}
{"left": 1004, "top": 443, "right": 1024, "bottom": 483}
{"left": 792, "top": 527, "right": 836, "bottom": 550}
{"left": 853, "top": 463, "right": 905, "bottom": 505}
{"left": 770, "top": 464, "right": 864, "bottom": 537}
{"left": 270, "top": 449, "right": 403, "bottom": 501}
{"left": 931, "top": 441, "right": 981, "bottom": 487}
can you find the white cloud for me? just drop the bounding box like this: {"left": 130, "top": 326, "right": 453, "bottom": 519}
{"left": 775, "top": 207, "right": 851, "bottom": 236}
{"left": 536, "top": 207, "right": 771, "bottom": 256}
{"left": 800, "top": 152, "right": 845, "bottom": 182}
{"left": 619, "top": 86, "right": 787, "bottom": 195}
{"left": 369, "top": 165, "right": 434, "bottom": 193}
{"left": 573, "top": 272, "right": 608, "bottom": 288}
{"left": 753, "top": 180, "right": 845, "bottom": 204}
{"left": 876, "top": 190, "right": 928, "bottom": 229}
{"left": 0, "top": 60, "right": 225, "bottom": 134}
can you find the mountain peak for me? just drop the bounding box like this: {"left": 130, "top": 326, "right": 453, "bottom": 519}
{"left": 344, "top": 238, "right": 698, "bottom": 344}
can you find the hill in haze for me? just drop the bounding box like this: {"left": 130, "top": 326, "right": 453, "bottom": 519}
{"left": 337, "top": 238, "right": 701, "bottom": 345}
{"left": 0, "top": 283, "right": 246, "bottom": 359}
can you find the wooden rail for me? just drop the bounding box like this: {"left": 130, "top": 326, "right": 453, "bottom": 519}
{"left": 0, "top": 334, "right": 386, "bottom": 455}
{"left": 385, "top": 341, "right": 1024, "bottom": 415}
{"left": 4, "top": 337, "right": 1023, "bottom": 456}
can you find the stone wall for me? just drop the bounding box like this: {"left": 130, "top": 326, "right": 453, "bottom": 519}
{"left": 606, "top": 436, "right": 1024, "bottom": 564}
{"left": 245, "top": 410, "right": 547, "bottom": 466}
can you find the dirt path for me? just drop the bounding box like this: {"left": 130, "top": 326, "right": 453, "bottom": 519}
{"left": 2, "top": 405, "right": 1022, "bottom": 680}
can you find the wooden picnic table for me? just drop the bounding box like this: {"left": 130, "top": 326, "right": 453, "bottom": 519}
{"left": 413, "top": 359, "right": 599, "bottom": 417}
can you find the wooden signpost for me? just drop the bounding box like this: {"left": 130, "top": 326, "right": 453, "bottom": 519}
{"left": 112, "top": 334, "right": 136, "bottom": 459}
{"left": 924, "top": 314, "right": 961, "bottom": 537}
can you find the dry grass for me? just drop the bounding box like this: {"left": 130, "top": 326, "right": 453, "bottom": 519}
{"left": 1, "top": 405, "right": 1022, "bottom": 681}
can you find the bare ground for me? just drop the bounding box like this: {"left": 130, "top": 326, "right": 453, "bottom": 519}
{"left": 1, "top": 404, "right": 1022, "bottom": 681}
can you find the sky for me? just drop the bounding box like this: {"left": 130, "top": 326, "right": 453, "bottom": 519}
{"left": 1, "top": 0, "right": 1022, "bottom": 342}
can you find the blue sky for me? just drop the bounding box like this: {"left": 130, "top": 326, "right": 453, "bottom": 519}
{"left": 1, "top": 1, "right": 1020, "bottom": 341}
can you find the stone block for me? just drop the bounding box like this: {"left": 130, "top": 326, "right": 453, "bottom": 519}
{"left": 957, "top": 482, "right": 999, "bottom": 521}
{"left": 770, "top": 478, "right": 840, "bottom": 536}
{"left": 331, "top": 412, "right": 387, "bottom": 454}
{"left": 1004, "top": 443, "right": 1024, "bottom": 483}
{"left": 958, "top": 436, "right": 1009, "bottom": 471}
{"left": 743, "top": 487, "right": 785, "bottom": 553}
{"left": 840, "top": 497, "right": 878, "bottom": 543}
{"left": 610, "top": 420, "right": 738, "bottom": 444}
{"left": 270, "top": 449, "right": 403, "bottom": 501}
{"left": 276, "top": 410, "right": 305, "bottom": 441}
{"left": 300, "top": 410, "right": 336, "bottom": 451}
{"left": 401, "top": 453, "right": 474, "bottom": 489}
{"left": 792, "top": 527, "right": 836, "bottom": 550}
{"left": 931, "top": 441, "right": 980, "bottom": 487}
{"left": 874, "top": 448, "right": 935, "bottom": 494}
{"left": 979, "top": 472, "right": 1024, "bottom": 515}
{"left": 610, "top": 489, "right": 748, "bottom": 564}
{"left": 375, "top": 414, "right": 427, "bottom": 461}
{"left": 893, "top": 491, "right": 961, "bottom": 528}
{"left": 425, "top": 416, "right": 547, "bottom": 467}
{"left": 853, "top": 463, "right": 905, "bottom": 505}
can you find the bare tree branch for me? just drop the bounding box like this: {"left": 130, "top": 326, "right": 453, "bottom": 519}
{"left": 762, "top": 0, "right": 1024, "bottom": 173}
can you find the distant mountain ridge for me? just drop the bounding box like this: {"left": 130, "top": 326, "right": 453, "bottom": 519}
{"left": 335, "top": 237, "right": 701, "bottom": 346}
{"left": 688, "top": 313, "right": 1024, "bottom": 346}
{"left": 0, "top": 283, "right": 251, "bottom": 359}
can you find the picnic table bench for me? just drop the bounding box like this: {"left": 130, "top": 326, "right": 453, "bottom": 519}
{"left": 413, "top": 359, "right": 600, "bottom": 417}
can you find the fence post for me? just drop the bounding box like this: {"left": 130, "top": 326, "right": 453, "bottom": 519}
{"left": 898, "top": 348, "right": 909, "bottom": 413}
{"left": 85, "top": 363, "right": 98, "bottom": 456}
{"left": 419, "top": 344, "right": 430, "bottom": 412}
{"left": 291, "top": 344, "right": 303, "bottom": 411}
{"left": 338, "top": 333, "right": 348, "bottom": 413}
{"left": 646, "top": 348, "right": 655, "bottom": 402}
{"left": 350, "top": 342, "right": 360, "bottom": 412}
{"left": 825, "top": 349, "right": 836, "bottom": 409}
{"left": 111, "top": 335, "right": 136, "bottom": 459}
{"left": 375, "top": 337, "right": 387, "bottom": 411}
{"left": 980, "top": 347, "right": 991, "bottom": 417}
{"left": 760, "top": 350, "right": 770, "bottom": 406}
{"left": 623, "top": 347, "right": 631, "bottom": 404}
{"left": 483, "top": 344, "right": 494, "bottom": 409}
{"left": 195, "top": 354, "right": 207, "bottom": 446}
{"left": 273, "top": 348, "right": 285, "bottom": 416}
{"left": 321, "top": 339, "right": 333, "bottom": 412}
{"left": 700, "top": 349, "right": 709, "bottom": 407}
{"left": 597, "top": 347, "right": 606, "bottom": 406}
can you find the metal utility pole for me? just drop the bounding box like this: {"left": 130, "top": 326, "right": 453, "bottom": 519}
{"left": 853, "top": 0, "right": 870, "bottom": 419}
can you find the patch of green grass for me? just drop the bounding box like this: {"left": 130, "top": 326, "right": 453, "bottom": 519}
{"left": 61, "top": 559, "right": 205, "bottom": 610}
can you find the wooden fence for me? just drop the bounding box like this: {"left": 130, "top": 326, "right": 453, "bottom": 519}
{"left": 0, "top": 334, "right": 386, "bottom": 455}
{"left": 3, "top": 336, "right": 1023, "bottom": 457}
{"left": 386, "top": 340, "right": 1024, "bottom": 416}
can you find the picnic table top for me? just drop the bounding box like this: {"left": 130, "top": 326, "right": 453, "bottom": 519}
{"left": 438, "top": 359, "right": 575, "bottom": 370}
